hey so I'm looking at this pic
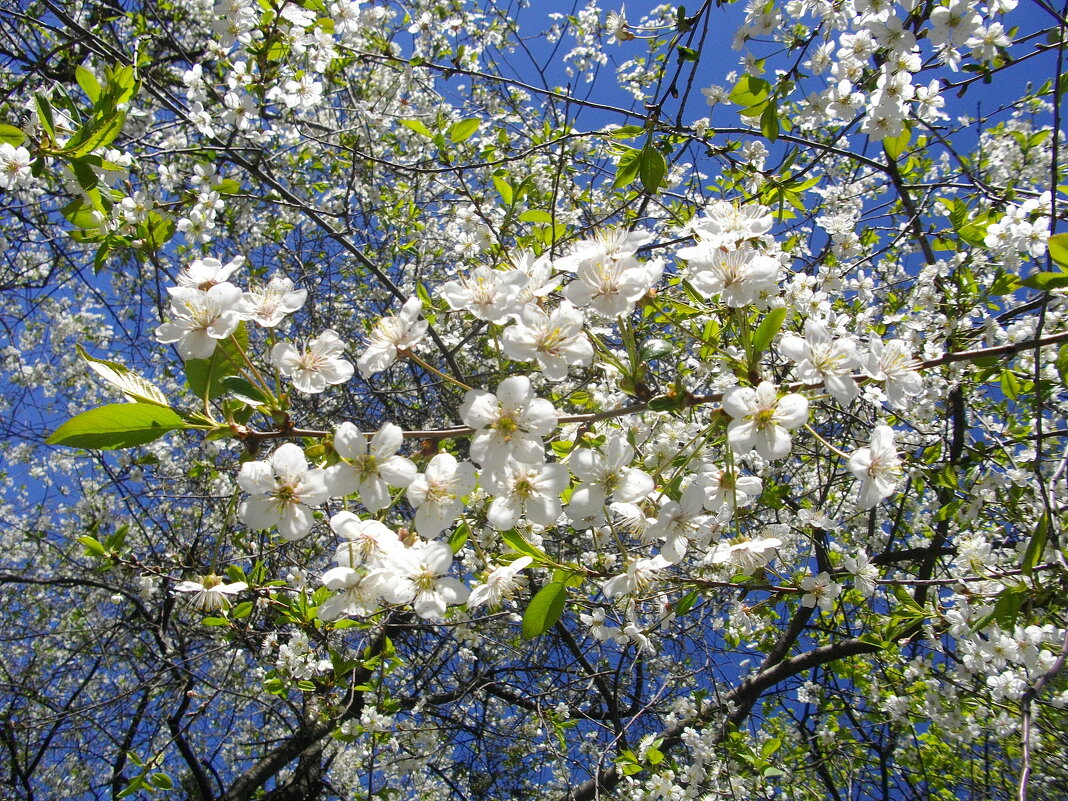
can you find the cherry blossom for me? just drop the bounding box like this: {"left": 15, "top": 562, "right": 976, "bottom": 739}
{"left": 317, "top": 567, "right": 383, "bottom": 621}
{"left": 567, "top": 433, "right": 654, "bottom": 526}
{"left": 848, "top": 425, "right": 902, "bottom": 509}
{"left": 460, "top": 376, "right": 557, "bottom": 470}
{"left": 376, "top": 539, "right": 470, "bottom": 620}
{"left": 174, "top": 575, "right": 248, "bottom": 611}
{"left": 237, "top": 275, "right": 307, "bottom": 327}
{"left": 155, "top": 283, "right": 244, "bottom": 360}
{"left": 467, "top": 557, "right": 533, "bottom": 610}
{"left": 271, "top": 329, "right": 354, "bottom": 393}
{"left": 722, "top": 382, "right": 809, "bottom": 460}
{"left": 441, "top": 266, "right": 527, "bottom": 324}
{"left": 482, "top": 460, "right": 569, "bottom": 529}
{"left": 237, "top": 443, "right": 329, "bottom": 540}
{"left": 325, "top": 422, "right": 417, "bottom": 511}
{"left": 501, "top": 301, "right": 593, "bottom": 380}
{"left": 406, "top": 453, "right": 477, "bottom": 538}
{"left": 356, "top": 297, "right": 428, "bottom": 378}
{"left": 780, "top": 319, "right": 861, "bottom": 404}
{"left": 675, "top": 244, "right": 779, "bottom": 307}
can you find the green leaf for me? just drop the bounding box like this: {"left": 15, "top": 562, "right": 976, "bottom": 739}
{"left": 1056, "top": 344, "right": 1068, "bottom": 383}
{"left": 77, "top": 344, "right": 171, "bottom": 407}
{"left": 185, "top": 323, "right": 248, "bottom": 400}
{"left": 150, "top": 773, "right": 173, "bottom": 791}
{"left": 883, "top": 126, "right": 911, "bottom": 161}
{"left": 752, "top": 307, "right": 787, "bottom": 357}
{"left": 103, "top": 65, "right": 138, "bottom": 106}
{"left": 1022, "top": 516, "right": 1047, "bottom": 575}
{"left": 729, "top": 75, "right": 771, "bottom": 110}
{"left": 675, "top": 588, "right": 699, "bottom": 616}
{"left": 76, "top": 66, "right": 101, "bottom": 102}
{"left": 612, "top": 146, "right": 641, "bottom": 190}
{"left": 648, "top": 395, "right": 682, "bottom": 413}
{"left": 1000, "top": 369, "right": 1022, "bottom": 400}
{"left": 216, "top": 178, "right": 242, "bottom": 195}
{"left": 933, "top": 498, "right": 964, "bottom": 523}
{"left": 448, "top": 118, "right": 479, "bottom": 143}
{"left": 519, "top": 209, "right": 554, "bottom": 223}
{"left": 638, "top": 143, "right": 667, "bottom": 193}
{"left": 0, "top": 123, "right": 26, "bottom": 146}
{"left": 60, "top": 197, "right": 102, "bottom": 230}
{"left": 522, "top": 581, "right": 567, "bottom": 638}
{"left": 219, "top": 375, "right": 267, "bottom": 405}
{"left": 501, "top": 529, "right": 551, "bottom": 564}
{"left": 1021, "top": 271, "right": 1068, "bottom": 291}
{"left": 759, "top": 100, "right": 779, "bottom": 142}
{"left": 34, "top": 92, "right": 57, "bottom": 143}
{"left": 77, "top": 535, "right": 107, "bottom": 557}
{"left": 448, "top": 521, "right": 470, "bottom": 554}
{"left": 65, "top": 111, "right": 126, "bottom": 157}
{"left": 47, "top": 404, "right": 186, "bottom": 450}
{"left": 400, "top": 119, "right": 433, "bottom": 138}
{"left": 493, "top": 176, "right": 513, "bottom": 205}
{"left": 1048, "top": 232, "right": 1068, "bottom": 270}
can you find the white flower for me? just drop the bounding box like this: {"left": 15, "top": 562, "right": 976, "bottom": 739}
{"left": 559, "top": 229, "right": 662, "bottom": 318}
{"left": 579, "top": 607, "right": 622, "bottom": 642}
{"left": 325, "top": 422, "right": 417, "bottom": 511}
{"left": 675, "top": 244, "right": 779, "bottom": 307}
{"left": 605, "top": 8, "right": 634, "bottom": 42}
{"left": 155, "top": 284, "right": 244, "bottom": 360}
{"left": 603, "top": 555, "right": 670, "bottom": 598}
{"left": 376, "top": 539, "right": 470, "bottom": 619}
{"left": 843, "top": 549, "right": 878, "bottom": 597}
{"left": 848, "top": 425, "right": 901, "bottom": 509}
{"left": 482, "top": 460, "right": 569, "bottom": 529}
{"left": 406, "top": 453, "right": 477, "bottom": 538}
{"left": 238, "top": 443, "right": 329, "bottom": 539}
{"left": 357, "top": 297, "right": 427, "bottom": 378}
{"left": 174, "top": 574, "right": 248, "bottom": 611}
{"left": 318, "top": 567, "right": 383, "bottom": 620}
{"left": 800, "top": 571, "right": 842, "bottom": 611}
{"left": 441, "top": 266, "right": 527, "bottom": 323}
{"left": 329, "top": 511, "right": 403, "bottom": 568}
{"left": 467, "top": 557, "right": 533, "bottom": 609}
{"left": 708, "top": 534, "right": 782, "bottom": 574}
{"left": 176, "top": 255, "right": 245, "bottom": 289}
{"left": 685, "top": 200, "right": 772, "bottom": 247}
{"left": 501, "top": 301, "right": 593, "bottom": 380}
{"left": 864, "top": 337, "right": 923, "bottom": 409}
{"left": 697, "top": 464, "right": 762, "bottom": 514}
{"left": 271, "top": 329, "right": 354, "bottom": 393}
{"left": 780, "top": 319, "right": 861, "bottom": 404}
{"left": 511, "top": 249, "right": 560, "bottom": 304}
{"left": 567, "top": 433, "right": 654, "bottom": 526}
{"left": 460, "top": 376, "right": 557, "bottom": 470}
{"left": 645, "top": 484, "right": 714, "bottom": 564}
{"left": 722, "top": 382, "right": 809, "bottom": 460}
{"left": 0, "top": 143, "right": 34, "bottom": 190}
{"left": 237, "top": 275, "right": 307, "bottom": 327}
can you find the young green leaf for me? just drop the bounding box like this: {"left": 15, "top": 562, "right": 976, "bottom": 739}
{"left": 47, "top": 404, "right": 187, "bottom": 450}
{"left": 448, "top": 118, "right": 480, "bottom": 143}
{"left": 77, "top": 344, "right": 171, "bottom": 407}
{"left": 0, "top": 123, "right": 26, "bottom": 147}
{"left": 522, "top": 581, "right": 567, "bottom": 638}
{"left": 638, "top": 143, "right": 667, "bottom": 193}
{"left": 751, "top": 307, "right": 787, "bottom": 357}
{"left": 76, "top": 66, "right": 102, "bottom": 102}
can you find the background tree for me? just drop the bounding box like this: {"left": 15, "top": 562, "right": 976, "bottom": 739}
{"left": 1, "top": 0, "right": 1068, "bottom": 800}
